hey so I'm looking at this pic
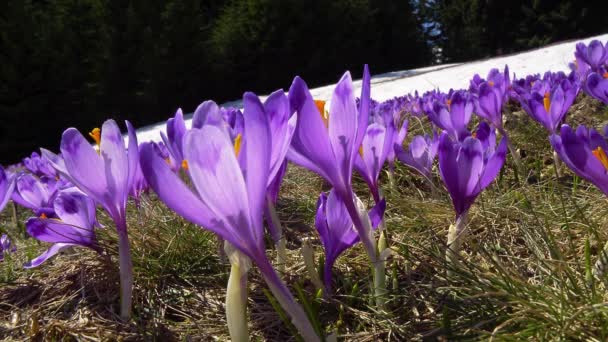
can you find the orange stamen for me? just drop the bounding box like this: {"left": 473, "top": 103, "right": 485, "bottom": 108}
{"left": 358, "top": 145, "right": 364, "bottom": 158}
{"left": 592, "top": 146, "right": 608, "bottom": 171}
{"left": 543, "top": 92, "right": 551, "bottom": 112}
{"left": 488, "top": 81, "right": 495, "bottom": 87}
{"left": 234, "top": 134, "right": 243, "bottom": 157}
{"left": 89, "top": 128, "right": 101, "bottom": 146}
{"left": 40, "top": 213, "right": 48, "bottom": 219}
{"left": 603, "top": 71, "right": 608, "bottom": 79}
{"left": 315, "top": 100, "right": 329, "bottom": 127}
{"left": 181, "top": 159, "right": 189, "bottom": 170}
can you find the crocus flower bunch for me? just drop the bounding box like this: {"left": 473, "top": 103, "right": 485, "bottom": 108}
{"left": 517, "top": 72, "right": 580, "bottom": 133}
{"left": 42, "top": 119, "right": 139, "bottom": 320}
{"left": 3, "top": 37, "right": 608, "bottom": 341}
{"left": 572, "top": 40, "right": 608, "bottom": 104}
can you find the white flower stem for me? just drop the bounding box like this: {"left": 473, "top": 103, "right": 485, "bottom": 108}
{"left": 445, "top": 212, "right": 469, "bottom": 276}
{"left": 225, "top": 243, "right": 250, "bottom": 342}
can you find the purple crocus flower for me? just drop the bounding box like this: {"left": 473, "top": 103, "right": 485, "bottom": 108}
{"left": 396, "top": 132, "right": 439, "bottom": 181}
{"left": 160, "top": 109, "right": 188, "bottom": 172}
{"left": 519, "top": 77, "right": 580, "bottom": 132}
{"left": 354, "top": 123, "right": 392, "bottom": 203}
{"left": 472, "top": 66, "right": 511, "bottom": 129}
{"left": 41, "top": 119, "right": 139, "bottom": 320}
{"left": 0, "top": 234, "right": 16, "bottom": 261}
{"left": 427, "top": 90, "right": 473, "bottom": 141}
{"left": 583, "top": 68, "right": 608, "bottom": 104}
{"left": 23, "top": 152, "right": 57, "bottom": 179}
{"left": 140, "top": 92, "right": 319, "bottom": 341}
{"left": 262, "top": 90, "right": 298, "bottom": 249}
{"left": 24, "top": 188, "right": 100, "bottom": 268}
{"left": 0, "top": 166, "right": 16, "bottom": 213}
{"left": 550, "top": 124, "right": 608, "bottom": 195}
{"left": 287, "top": 66, "right": 379, "bottom": 263}
{"left": 314, "top": 189, "right": 384, "bottom": 291}
{"left": 575, "top": 40, "right": 608, "bottom": 72}
{"left": 438, "top": 129, "right": 507, "bottom": 217}
{"left": 11, "top": 173, "right": 69, "bottom": 217}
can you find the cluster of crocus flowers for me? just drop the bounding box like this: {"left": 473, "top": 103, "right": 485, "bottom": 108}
{"left": 572, "top": 40, "right": 608, "bottom": 105}
{"left": 3, "top": 38, "right": 608, "bottom": 340}
{"left": 288, "top": 66, "right": 393, "bottom": 307}
{"left": 140, "top": 92, "right": 319, "bottom": 341}
{"left": 314, "top": 189, "right": 384, "bottom": 292}
{"left": 42, "top": 119, "right": 139, "bottom": 320}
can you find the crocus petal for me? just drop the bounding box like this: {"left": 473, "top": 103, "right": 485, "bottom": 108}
{"left": 53, "top": 189, "right": 97, "bottom": 228}
{"left": 23, "top": 243, "right": 78, "bottom": 268}
{"left": 26, "top": 217, "right": 95, "bottom": 246}
{"left": 479, "top": 137, "right": 507, "bottom": 189}
{"left": 59, "top": 129, "right": 108, "bottom": 204}
{"left": 241, "top": 92, "right": 272, "bottom": 246}
{"left": 0, "top": 168, "right": 14, "bottom": 213}
{"left": 139, "top": 143, "right": 219, "bottom": 232}
{"left": 16, "top": 173, "right": 49, "bottom": 209}
{"left": 184, "top": 127, "right": 254, "bottom": 249}
{"left": 192, "top": 100, "right": 221, "bottom": 129}
{"left": 328, "top": 72, "right": 358, "bottom": 186}
{"left": 99, "top": 119, "right": 129, "bottom": 210}
{"left": 288, "top": 77, "right": 339, "bottom": 184}
{"left": 126, "top": 121, "right": 139, "bottom": 193}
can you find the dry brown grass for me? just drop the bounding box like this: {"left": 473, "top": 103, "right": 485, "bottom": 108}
{"left": 2, "top": 95, "right": 608, "bottom": 341}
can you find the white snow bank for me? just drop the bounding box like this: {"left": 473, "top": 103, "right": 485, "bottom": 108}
{"left": 132, "top": 33, "right": 608, "bottom": 144}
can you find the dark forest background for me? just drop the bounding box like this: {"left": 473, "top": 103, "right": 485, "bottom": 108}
{"left": 1, "top": 0, "right": 605, "bottom": 162}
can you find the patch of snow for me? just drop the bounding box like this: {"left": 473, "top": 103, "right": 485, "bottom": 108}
{"left": 131, "top": 33, "right": 608, "bottom": 145}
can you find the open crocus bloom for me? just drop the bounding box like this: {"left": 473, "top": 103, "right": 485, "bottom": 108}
{"left": 141, "top": 92, "right": 319, "bottom": 341}
{"left": 22, "top": 152, "right": 57, "bottom": 179}
{"left": 550, "top": 124, "right": 608, "bottom": 195}
{"left": 287, "top": 66, "right": 380, "bottom": 263}
{"left": 575, "top": 40, "right": 608, "bottom": 72}
{"left": 518, "top": 77, "right": 580, "bottom": 132}
{"left": 427, "top": 90, "right": 473, "bottom": 141}
{"left": 470, "top": 66, "right": 511, "bottom": 128}
{"left": 396, "top": 132, "right": 439, "bottom": 181}
{"left": 160, "top": 109, "right": 188, "bottom": 172}
{"left": 354, "top": 122, "right": 391, "bottom": 203}
{"left": 24, "top": 188, "right": 100, "bottom": 268}
{"left": 438, "top": 128, "right": 508, "bottom": 218}
{"left": 584, "top": 67, "right": 608, "bottom": 104}
{"left": 0, "top": 234, "right": 16, "bottom": 261}
{"left": 41, "top": 119, "right": 138, "bottom": 319}
{"left": 11, "top": 173, "right": 69, "bottom": 217}
{"left": 42, "top": 119, "right": 138, "bottom": 226}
